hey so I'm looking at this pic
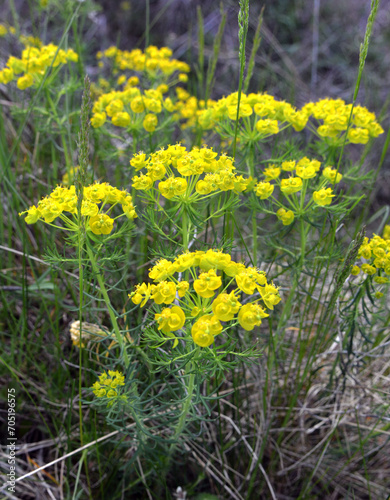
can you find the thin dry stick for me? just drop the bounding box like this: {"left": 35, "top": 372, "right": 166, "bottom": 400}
{"left": 0, "top": 245, "right": 79, "bottom": 280}
{"left": 184, "top": 442, "right": 244, "bottom": 500}
{"left": 12, "top": 425, "right": 135, "bottom": 485}
{"left": 218, "top": 413, "right": 277, "bottom": 500}
{"left": 136, "top": 457, "right": 153, "bottom": 500}
{"left": 276, "top": 414, "right": 343, "bottom": 476}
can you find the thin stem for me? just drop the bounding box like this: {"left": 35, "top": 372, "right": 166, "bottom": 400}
{"left": 182, "top": 208, "right": 189, "bottom": 251}
{"left": 248, "top": 145, "right": 257, "bottom": 264}
{"left": 168, "top": 352, "right": 198, "bottom": 460}
{"left": 86, "top": 243, "right": 130, "bottom": 368}
{"left": 276, "top": 218, "right": 309, "bottom": 340}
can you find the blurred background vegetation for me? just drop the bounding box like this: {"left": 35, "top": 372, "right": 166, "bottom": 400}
{"left": 3, "top": 0, "right": 389, "bottom": 205}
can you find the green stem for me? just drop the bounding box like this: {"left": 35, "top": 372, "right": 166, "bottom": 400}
{"left": 168, "top": 354, "right": 197, "bottom": 459}
{"left": 248, "top": 145, "right": 257, "bottom": 264}
{"left": 182, "top": 208, "right": 189, "bottom": 251}
{"left": 77, "top": 221, "right": 85, "bottom": 450}
{"left": 86, "top": 243, "right": 130, "bottom": 368}
{"left": 276, "top": 219, "right": 309, "bottom": 341}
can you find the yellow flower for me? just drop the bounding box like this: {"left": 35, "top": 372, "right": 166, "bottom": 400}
{"left": 350, "top": 265, "right": 361, "bottom": 276}
{"left": 149, "top": 258, "right": 177, "bottom": 282}
{"left": 322, "top": 166, "right": 342, "bottom": 183}
{"left": 133, "top": 174, "right": 153, "bottom": 190}
{"left": 151, "top": 281, "right": 177, "bottom": 305}
{"left": 194, "top": 269, "right": 222, "bottom": 298}
{"left": 212, "top": 292, "right": 241, "bottom": 322}
{"left": 368, "top": 122, "right": 384, "bottom": 138}
{"left": 235, "top": 267, "right": 267, "bottom": 294}
{"left": 91, "top": 112, "right": 107, "bottom": 128}
{"left": 21, "top": 206, "right": 41, "bottom": 224}
{"left": 92, "top": 370, "right": 125, "bottom": 407}
{"left": 174, "top": 252, "right": 196, "bottom": 272}
{"left": 195, "top": 179, "right": 212, "bottom": 195}
{"left": 0, "top": 68, "right": 14, "bottom": 84}
{"left": 144, "top": 97, "right": 162, "bottom": 113}
{"left": 147, "top": 162, "right": 166, "bottom": 181}
{"left": 199, "top": 249, "right": 231, "bottom": 272}
{"left": 130, "top": 153, "right": 147, "bottom": 171}
{"left": 117, "top": 75, "right": 127, "bottom": 85}
{"left": 130, "top": 283, "right": 153, "bottom": 307}
{"left": 258, "top": 283, "right": 281, "bottom": 310}
{"left": 347, "top": 128, "right": 369, "bottom": 144}
{"left": 84, "top": 183, "right": 107, "bottom": 203}
{"left": 178, "top": 73, "right": 188, "bottom": 82}
{"left": 122, "top": 201, "right": 137, "bottom": 219}
{"left": 191, "top": 314, "right": 222, "bottom": 347}
{"left": 106, "top": 99, "right": 124, "bottom": 117}
{"left": 255, "top": 119, "right": 279, "bottom": 135}
{"left": 281, "top": 161, "right": 296, "bottom": 172}
{"left": 358, "top": 244, "right": 371, "bottom": 259}
{"left": 227, "top": 103, "right": 253, "bottom": 120}
{"left": 127, "top": 76, "right": 139, "bottom": 86}
{"left": 155, "top": 306, "right": 185, "bottom": 333}
{"left": 37, "top": 198, "right": 62, "bottom": 222}
{"left": 177, "top": 156, "right": 202, "bottom": 176}
{"left": 280, "top": 177, "right": 302, "bottom": 195}
{"left": 89, "top": 214, "right": 114, "bottom": 235}
{"left": 131, "top": 96, "right": 145, "bottom": 113}
{"left": 296, "top": 164, "right": 317, "bottom": 179}
{"left": 238, "top": 303, "right": 268, "bottom": 331}
{"left": 276, "top": 208, "right": 294, "bottom": 225}
{"left": 374, "top": 276, "right": 389, "bottom": 284}
{"left": 263, "top": 165, "right": 281, "bottom": 180}
{"left": 163, "top": 97, "right": 176, "bottom": 112}
{"left": 81, "top": 200, "right": 99, "bottom": 217}
{"left": 16, "top": 73, "right": 34, "bottom": 90}
{"left": 143, "top": 113, "right": 158, "bottom": 132}
{"left": 112, "top": 112, "right": 131, "bottom": 127}
{"left": 158, "top": 177, "right": 187, "bottom": 199}
{"left": 312, "top": 188, "right": 334, "bottom": 206}
{"left": 255, "top": 181, "right": 274, "bottom": 199}
{"left": 361, "top": 264, "right": 376, "bottom": 275}
{"left": 177, "top": 281, "right": 189, "bottom": 298}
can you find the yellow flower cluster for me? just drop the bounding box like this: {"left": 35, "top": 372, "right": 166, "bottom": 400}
{"left": 130, "top": 145, "right": 250, "bottom": 203}
{"left": 19, "top": 35, "right": 43, "bottom": 48}
{"left": 91, "top": 86, "right": 176, "bottom": 131}
{"left": 174, "top": 88, "right": 209, "bottom": 129}
{"left": 303, "top": 99, "right": 384, "bottom": 145}
{"left": 19, "top": 182, "right": 137, "bottom": 235}
{"left": 254, "top": 157, "right": 340, "bottom": 225}
{"left": 190, "top": 94, "right": 383, "bottom": 147}
{"left": 0, "top": 24, "right": 15, "bottom": 37}
{"left": 129, "top": 249, "right": 281, "bottom": 348}
{"left": 0, "top": 43, "right": 78, "bottom": 89}
{"left": 91, "top": 370, "right": 126, "bottom": 407}
{"left": 97, "top": 45, "right": 190, "bottom": 80}
{"left": 196, "top": 91, "right": 308, "bottom": 136}
{"left": 351, "top": 234, "right": 390, "bottom": 284}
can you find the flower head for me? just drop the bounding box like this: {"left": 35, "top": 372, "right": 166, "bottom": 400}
{"left": 91, "top": 370, "right": 126, "bottom": 407}
{"left": 191, "top": 314, "right": 222, "bottom": 347}
{"left": 313, "top": 188, "right": 334, "bottom": 206}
